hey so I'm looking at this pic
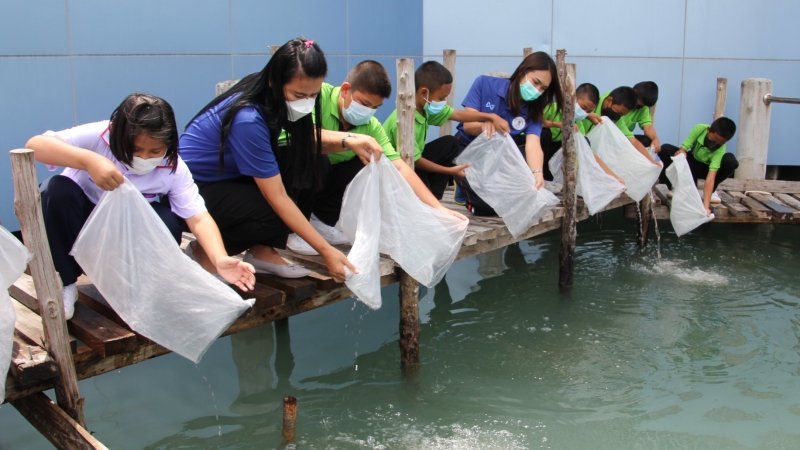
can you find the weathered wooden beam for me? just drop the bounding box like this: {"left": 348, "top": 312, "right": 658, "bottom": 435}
{"left": 12, "top": 392, "right": 108, "bottom": 450}
{"left": 439, "top": 49, "right": 457, "bottom": 137}
{"left": 10, "top": 149, "right": 85, "bottom": 425}
{"left": 557, "top": 51, "right": 577, "bottom": 289}
{"left": 396, "top": 58, "right": 416, "bottom": 167}
{"left": 398, "top": 270, "right": 420, "bottom": 368}
{"left": 9, "top": 334, "right": 57, "bottom": 387}
{"left": 714, "top": 77, "right": 728, "bottom": 120}
{"left": 735, "top": 78, "right": 772, "bottom": 180}
{"left": 719, "top": 178, "right": 800, "bottom": 194}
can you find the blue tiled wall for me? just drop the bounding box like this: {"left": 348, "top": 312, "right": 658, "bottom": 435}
{"left": 0, "top": 0, "right": 423, "bottom": 229}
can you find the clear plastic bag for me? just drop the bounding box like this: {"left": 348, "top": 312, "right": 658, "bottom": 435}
{"left": 71, "top": 181, "right": 253, "bottom": 363}
{"left": 1, "top": 225, "right": 32, "bottom": 403}
{"left": 337, "top": 158, "right": 382, "bottom": 309}
{"left": 548, "top": 133, "right": 626, "bottom": 215}
{"left": 455, "top": 133, "right": 559, "bottom": 238}
{"left": 587, "top": 120, "right": 661, "bottom": 202}
{"left": 338, "top": 157, "right": 468, "bottom": 302}
{"left": 665, "top": 153, "right": 714, "bottom": 236}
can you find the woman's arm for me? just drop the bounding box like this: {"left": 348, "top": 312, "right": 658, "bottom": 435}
{"left": 524, "top": 133, "right": 545, "bottom": 190}
{"left": 254, "top": 174, "right": 355, "bottom": 281}
{"left": 185, "top": 211, "right": 256, "bottom": 291}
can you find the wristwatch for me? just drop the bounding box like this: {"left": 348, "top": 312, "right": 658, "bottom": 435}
{"left": 341, "top": 133, "right": 354, "bottom": 149}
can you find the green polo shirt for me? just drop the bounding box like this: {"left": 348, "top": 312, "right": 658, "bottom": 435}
{"left": 543, "top": 102, "right": 590, "bottom": 142}
{"left": 276, "top": 83, "right": 399, "bottom": 164}
{"left": 585, "top": 93, "right": 634, "bottom": 137}
{"left": 623, "top": 105, "right": 652, "bottom": 132}
{"left": 682, "top": 124, "right": 727, "bottom": 171}
{"left": 382, "top": 105, "right": 454, "bottom": 161}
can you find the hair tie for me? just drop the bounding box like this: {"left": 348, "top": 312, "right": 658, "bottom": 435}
{"left": 303, "top": 39, "right": 315, "bottom": 48}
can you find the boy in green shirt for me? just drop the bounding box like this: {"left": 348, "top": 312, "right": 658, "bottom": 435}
{"left": 541, "top": 82, "right": 599, "bottom": 180}
{"left": 586, "top": 86, "right": 660, "bottom": 165}
{"left": 624, "top": 81, "right": 662, "bottom": 151}
{"left": 656, "top": 117, "right": 738, "bottom": 213}
{"left": 289, "top": 60, "right": 465, "bottom": 254}
{"left": 382, "top": 61, "right": 508, "bottom": 199}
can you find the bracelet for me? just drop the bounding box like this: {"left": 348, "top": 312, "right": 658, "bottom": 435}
{"left": 341, "top": 133, "right": 353, "bottom": 149}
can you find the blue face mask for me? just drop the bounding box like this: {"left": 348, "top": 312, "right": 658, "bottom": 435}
{"left": 520, "top": 80, "right": 542, "bottom": 102}
{"left": 342, "top": 97, "right": 377, "bottom": 126}
{"left": 424, "top": 92, "right": 447, "bottom": 115}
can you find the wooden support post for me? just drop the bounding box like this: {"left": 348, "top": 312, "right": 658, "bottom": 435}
{"left": 281, "top": 395, "right": 297, "bottom": 446}
{"left": 10, "top": 149, "right": 85, "bottom": 426}
{"left": 735, "top": 78, "right": 772, "bottom": 180}
{"left": 398, "top": 270, "right": 420, "bottom": 367}
{"left": 270, "top": 44, "right": 280, "bottom": 55}
{"left": 523, "top": 47, "right": 533, "bottom": 58}
{"left": 557, "top": 51, "right": 577, "bottom": 290}
{"left": 713, "top": 77, "right": 728, "bottom": 120}
{"left": 396, "top": 58, "right": 416, "bottom": 167}
{"left": 638, "top": 194, "right": 653, "bottom": 249}
{"left": 439, "top": 49, "right": 457, "bottom": 137}
{"left": 13, "top": 393, "right": 107, "bottom": 450}
{"left": 395, "top": 57, "right": 421, "bottom": 366}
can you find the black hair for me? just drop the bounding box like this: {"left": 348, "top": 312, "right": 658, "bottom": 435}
{"left": 633, "top": 81, "right": 659, "bottom": 107}
{"left": 415, "top": 61, "right": 453, "bottom": 93}
{"left": 345, "top": 60, "right": 392, "bottom": 99}
{"left": 710, "top": 116, "right": 736, "bottom": 140}
{"left": 576, "top": 83, "right": 600, "bottom": 105}
{"left": 109, "top": 93, "right": 179, "bottom": 173}
{"left": 608, "top": 86, "right": 636, "bottom": 110}
{"left": 188, "top": 37, "right": 327, "bottom": 191}
{"left": 507, "top": 51, "right": 563, "bottom": 123}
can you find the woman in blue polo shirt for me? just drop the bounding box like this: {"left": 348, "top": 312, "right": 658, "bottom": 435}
{"left": 180, "top": 38, "right": 358, "bottom": 282}
{"left": 454, "top": 51, "right": 563, "bottom": 213}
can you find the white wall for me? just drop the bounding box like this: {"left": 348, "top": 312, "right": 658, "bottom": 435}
{"left": 423, "top": 0, "right": 800, "bottom": 165}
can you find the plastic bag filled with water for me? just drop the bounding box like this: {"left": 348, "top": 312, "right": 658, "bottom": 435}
{"left": 338, "top": 157, "right": 468, "bottom": 302}
{"left": 587, "top": 120, "right": 661, "bottom": 202}
{"left": 665, "top": 153, "right": 714, "bottom": 236}
{"left": 548, "top": 132, "right": 626, "bottom": 215}
{"left": 456, "top": 133, "right": 559, "bottom": 238}
{"left": 71, "top": 180, "right": 253, "bottom": 363}
{"left": 337, "top": 157, "right": 382, "bottom": 309}
{"left": 1, "top": 225, "right": 31, "bottom": 402}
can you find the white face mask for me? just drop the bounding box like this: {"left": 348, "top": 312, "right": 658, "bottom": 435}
{"left": 574, "top": 102, "right": 589, "bottom": 121}
{"left": 126, "top": 156, "right": 164, "bottom": 175}
{"left": 286, "top": 97, "right": 316, "bottom": 122}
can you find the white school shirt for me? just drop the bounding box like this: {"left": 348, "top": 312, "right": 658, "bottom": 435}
{"left": 45, "top": 120, "right": 206, "bottom": 219}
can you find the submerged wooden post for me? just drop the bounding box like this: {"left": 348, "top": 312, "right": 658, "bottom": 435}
{"left": 557, "top": 51, "right": 577, "bottom": 290}
{"left": 735, "top": 78, "right": 772, "bottom": 180}
{"left": 395, "top": 57, "right": 421, "bottom": 366}
{"left": 10, "top": 149, "right": 86, "bottom": 425}
{"left": 281, "top": 395, "right": 297, "bottom": 445}
{"left": 439, "top": 49, "right": 457, "bottom": 137}
{"left": 714, "top": 77, "right": 728, "bottom": 120}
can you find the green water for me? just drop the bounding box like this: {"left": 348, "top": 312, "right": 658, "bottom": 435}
{"left": 2, "top": 219, "right": 799, "bottom": 449}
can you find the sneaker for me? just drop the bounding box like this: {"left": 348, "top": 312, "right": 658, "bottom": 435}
{"left": 62, "top": 283, "right": 78, "bottom": 320}
{"left": 243, "top": 252, "right": 311, "bottom": 278}
{"left": 454, "top": 185, "right": 466, "bottom": 205}
{"left": 309, "top": 214, "right": 350, "bottom": 245}
{"left": 710, "top": 191, "right": 722, "bottom": 204}
{"left": 286, "top": 233, "right": 319, "bottom": 256}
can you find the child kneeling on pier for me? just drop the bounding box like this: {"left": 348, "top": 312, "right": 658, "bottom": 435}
{"left": 657, "top": 117, "right": 738, "bottom": 214}
{"left": 27, "top": 93, "right": 255, "bottom": 319}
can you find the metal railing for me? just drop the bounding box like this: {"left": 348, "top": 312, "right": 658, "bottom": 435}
{"left": 764, "top": 94, "right": 800, "bottom": 105}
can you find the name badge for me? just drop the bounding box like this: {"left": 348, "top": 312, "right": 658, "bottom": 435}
{"left": 512, "top": 116, "right": 526, "bottom": 131}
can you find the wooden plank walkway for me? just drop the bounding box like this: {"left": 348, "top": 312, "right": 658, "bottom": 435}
{"left": 6, "top": 178, "right": 798, "bottom": 402}
{"left": 630, "top": 179, "right": 800, "bottom": 224}
{"left": 3, "top": 187, "right": 634, "bottom": 403}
